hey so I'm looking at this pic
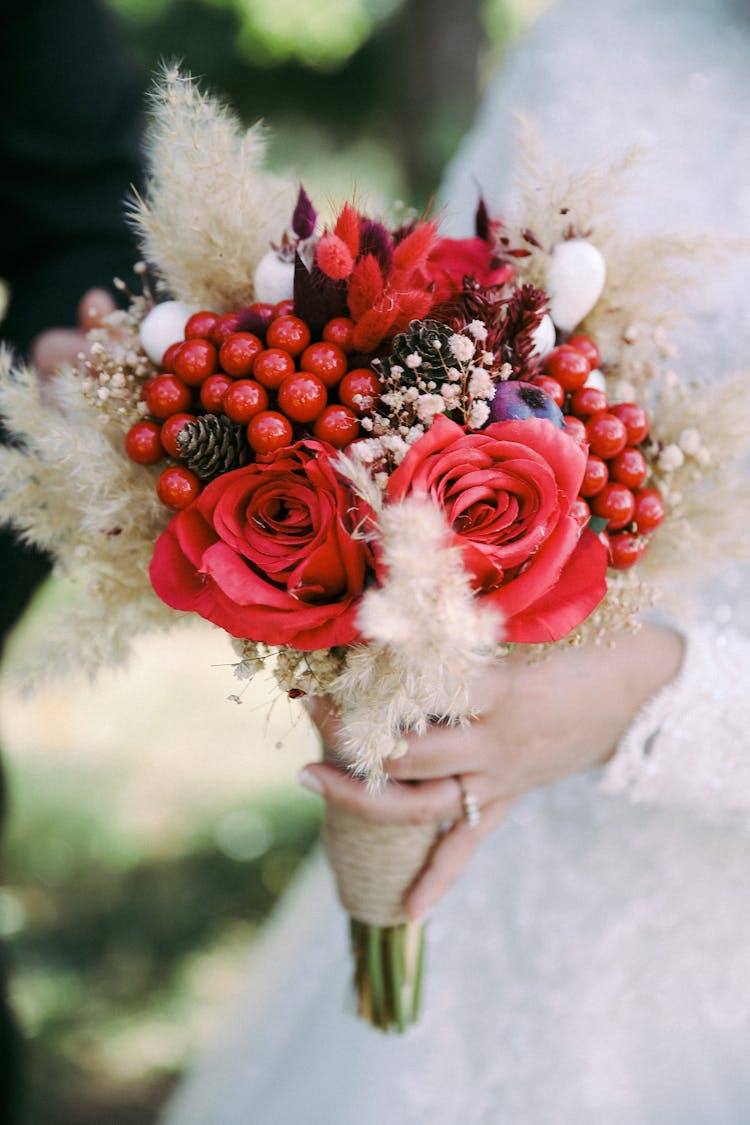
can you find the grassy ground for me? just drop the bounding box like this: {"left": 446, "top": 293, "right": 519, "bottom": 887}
{"left": 1, "top": 585, "right": 322, "bottom": 1123}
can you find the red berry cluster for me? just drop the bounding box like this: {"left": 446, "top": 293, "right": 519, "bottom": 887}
{"left": 125, "top": 302, "right": 382, "bottom": 511}
{"left": 531, "top": 334, "right": 665, "bottom": 570}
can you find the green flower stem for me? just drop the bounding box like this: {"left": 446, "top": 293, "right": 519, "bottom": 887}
{"left": 350, "top": 918, "right": 426, "bottom": 1033}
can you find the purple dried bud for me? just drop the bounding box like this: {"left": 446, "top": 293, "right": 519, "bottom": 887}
{"left": 475, "top": 196, "right": 490, "bottom": 242}
{"left": 293, "top": 253, "right": 347, "bottom": 334}
{"left": 359, "top": 220, "right": 394, "bottom": 274}
{"left": 292, "top": 185, "right": 317, "bottom": 240}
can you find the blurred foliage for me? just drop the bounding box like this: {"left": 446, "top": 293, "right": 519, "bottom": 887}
{"left": 103, "top": 0, "right": 546, "bottom": 205}
{"left": 4, "top": 762, "right": 321, "bottom": 1124}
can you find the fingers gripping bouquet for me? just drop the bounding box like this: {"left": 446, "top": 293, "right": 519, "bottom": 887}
{"left": 1, "top": 73, "right": 747, "bottom": 1031}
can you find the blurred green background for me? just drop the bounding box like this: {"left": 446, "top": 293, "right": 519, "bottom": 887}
{"left": 0, "top": 1, "right": 548, "bottom": 1121}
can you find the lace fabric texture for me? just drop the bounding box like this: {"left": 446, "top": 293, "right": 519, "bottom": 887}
{"left": 162, "top": 1, "right": 750, "bottom": 1121}
{"left": 603, "top": 620, "right": 750, "bottom": 811}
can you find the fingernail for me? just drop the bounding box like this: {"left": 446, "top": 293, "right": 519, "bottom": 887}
{"left": 299, "top": 767, "right": 324, "bottom": 794}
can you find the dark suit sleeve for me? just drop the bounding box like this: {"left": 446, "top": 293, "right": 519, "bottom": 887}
{"left": 0, "top": 0, "right": 145, "bottom": 354}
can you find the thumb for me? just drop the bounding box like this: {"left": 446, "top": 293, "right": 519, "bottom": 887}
{"left": 77, "top": 287, "right": 117, "bottom": 330}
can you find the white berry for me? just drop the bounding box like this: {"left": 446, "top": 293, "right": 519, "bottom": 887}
{"left": 253, "top": 251, "right": 295, "bottom": 305}
{"left": 546, "top": 239, "right": 606, "bottom": 332}
{"left": 139, "top": 301, "right": 194, "bottom": 365}
{"left": 529, "top": 313, "right": 556, "bottom": 358}
{"left": 584, "top": 367, "right": 607, "bottom": 392}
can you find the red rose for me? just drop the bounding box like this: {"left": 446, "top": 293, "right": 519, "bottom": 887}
{"left": 386, "top": 415, "right": 608, "bottom": 643}
{"left": 149, "top": 440, "right": 374, "bottom": 650}
{"left": 426, "top": 237, "right": 513, "bottom": 304}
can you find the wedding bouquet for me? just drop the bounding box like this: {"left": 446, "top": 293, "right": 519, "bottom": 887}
{"left": 1, "top": 71, "right": 746, "bottom": 1032}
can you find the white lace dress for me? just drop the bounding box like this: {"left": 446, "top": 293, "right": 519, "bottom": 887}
{"left": 161, "top": 1, "right": 750, "bottom": 1121}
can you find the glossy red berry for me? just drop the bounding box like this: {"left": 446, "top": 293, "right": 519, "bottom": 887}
{"left": 610, "top": 447, "right": 648, "bottom": 489}
{"left": 160, "top": 412, "right": 197, "bottom": 459}
{"left": 184, "top": 310, "right": 220, "bottom": 340}
{"left": 219, "top": 332, "right": 263, "bottom": 377}
{"left": 253, "top": 348, "right": 296, "bottom": 390}
{"left": 542, "top": 345, "right": 591, "bottom": 392}
{"left": 244, "top": 302, "right": 276, "bottom": 331}
{"left": 200, "top": 373, "right": 233, "bottom": 413}
{"left": 531, "top": 374, "right": 565, "bottom": 408}
{"left": 247, "top": 410, "right": 294, "bottom": 455}
{"left": 570, "top": 385, "right": 608, "bottom": 417}
{"left": 338, "top": 368, "right": 381, "bottom": 414}
{"left": 580, "top": 455, "right": 610, "bottom": 497}
{"left": 313, "top": 404, "right": 360, "bottom": 448}
{"left": 610, "top": 402, "right": 650, "bottom": 445}
{"left": 145, "top": 374, "right": 193, "bottom": 418}
{"left": 266, "top": 316, "right": 312, "bottom": 358}
{"left": 277, "top": 372, "right": 328, "bottom": 423}
{"left": 173, "top": 339, "right": 218, "bottom": 386}
{"left": 125, "top": 420, "right": 163, "bottom": 465}
{"left": 562, "top": 415, "right": 587, "bottom": 443}
{"left": 570, "top": 497, "right": 592, "bottom": 527}
{"left": 608, "top": 531, "right": 648, "bottom": 570}
{"left": 156, "top": 465, "right": 201, "bottom": 510}
{"left": 633, "top": 487, "right": 666, "bottom": 533}
{"left": 567, "top": 333, "right": 601, "bottom": 368}
{"left": 591, "top": 482, "right": 636, "bottom": 530}
{"left": 586, "top": 412, "right": 628, "bottom": 459}
{"left": 300, "top": 341, "right": 348, "bottom": 388}
{"left": 272, "top": 299, "right": 296, "bottom": 319}
{"left": 322, "top": 316, "right": 356, "bottom": 353}
{"left": 224, "top": 380, "right": 269, "bottom": 424}
{"left": 209, "top": 312, "right": 244, "bottom": 348}
{"left": 161, "top": 341, "right": 184, "bottom": 372}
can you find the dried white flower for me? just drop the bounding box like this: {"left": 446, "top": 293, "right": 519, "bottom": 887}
{"left": 659, "top": 444, "right": 685, "bottom": 472}
{"left": 466, "top": 320, "right": 488, "bottom": 342}
{"left": 416, "top": 394, "right": 446, "bottom": 424}
{"left": 468, "top": 368, "right": 495, "bottom": 400}
{"left": 679, "top": 428, "right": 702, "bottom": 456}
{"left": 440, "top": 384, "right": 462, "bottom": 410}
{"left": 612, "top": 379, "right": 636, "bottom": 402}
{"left": 468, "top": 401, "right": 491, "bottom": 429}
{"left": 448, "top": 334, "right": 475, "bottom": 364}
{"left": 405, "top": 353, "right": 423, "bottom": 369}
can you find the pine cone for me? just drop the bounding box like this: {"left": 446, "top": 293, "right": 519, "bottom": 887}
{"left": 177, "top": 414, "right": 250, "bottom": 480}
{"left": 378, "top": 318, "right": 455, "bottom": 387}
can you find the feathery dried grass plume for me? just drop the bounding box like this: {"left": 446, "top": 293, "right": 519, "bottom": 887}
{"left": 506, "top": 118, "right": 718, "bottom": 358}
{"left": 130, "top": 65, "right": 295, "bottom": 311}
{"left": 0, "top": 348, "right": 180, "bottom": 685}
{"left": 326, "top": 461, "right": 502, "bottom": 780}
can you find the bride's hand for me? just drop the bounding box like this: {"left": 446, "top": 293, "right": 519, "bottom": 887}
{"left": 300, "top": 623, "right": 683, "bottom": 919}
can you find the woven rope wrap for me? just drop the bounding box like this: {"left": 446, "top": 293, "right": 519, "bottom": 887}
{"left": 321, "top": 744, "right": 438, "bottom": 925}
{"left": 323, "top": 806, "right": 438, "bottom": 926}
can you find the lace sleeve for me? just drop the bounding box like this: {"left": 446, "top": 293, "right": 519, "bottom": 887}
{"left": 601, "top": 620, "right": 750, "bottom": 813}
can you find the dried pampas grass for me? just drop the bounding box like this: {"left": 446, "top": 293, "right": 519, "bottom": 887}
{"left": 325, "top": 462, "right": 502, "bottom": 779}
{"left": 0, "top": 348, "right": 180, "bottom": 685}
{"left": 130, "top": 65, "right": 295, "bottom": 311}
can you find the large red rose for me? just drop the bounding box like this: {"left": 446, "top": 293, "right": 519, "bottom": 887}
{"left": 426, "top": 237, "right": 513, "bottom": 304}
{"left": 149, "top": 440, "right": 374, "bottom": 650}
{"left": 386, "top": 415, "right": 608, "bottom": 643}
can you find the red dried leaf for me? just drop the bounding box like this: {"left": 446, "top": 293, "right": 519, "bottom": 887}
{"left": 352, "top": 302, "right": 398, "bottom": 352}
{"left": 390, "top": 289, "right": 435, "bottom": 334}
{"left": 316, "top": 233, "right": 355, "bottom": 280}
{"left": 391, "top": 220, "right": 438, "bottom": 275}
{"left": 347, "top": 253, "right": 384, "bottom": 320}
{"left": 334, "top": 203, "right": 361, "bottom": 258}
